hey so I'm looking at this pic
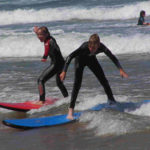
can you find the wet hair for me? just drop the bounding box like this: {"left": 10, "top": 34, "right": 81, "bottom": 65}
{"left": 140, "top": 10, "right": 145, "bottom": 17}
{"left": 38, "top": 26, "right": 51, "bottom": 38}
{"left": 88, "top": 34, "right": 100, "bottom": 47}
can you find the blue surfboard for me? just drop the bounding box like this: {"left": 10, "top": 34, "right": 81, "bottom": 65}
{"left": 3, "top": 100, "right": 150, "bottom": 129}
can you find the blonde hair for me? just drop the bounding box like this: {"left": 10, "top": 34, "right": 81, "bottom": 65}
{"left": 88, "top": 34, "right": 100, "bottom": 46}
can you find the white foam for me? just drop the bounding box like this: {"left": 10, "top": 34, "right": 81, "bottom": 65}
{"left": 74, "top": 94, "right": 150, "bottom": 136}
{"left": 0, "top": 34, "right": 43, "bottom": 57}
{"left": 80, "top": 111, "right": 133, "bottom": 136}
{"left": 102, "top": 34, "right": 150, "bottom": 55}
{"left": 128, "top": 102, "right": 150, "bottom": 117}
{"left": 1, "top": 32, "right": 150, "bottom": 58}
{"left": 61, "top": 33, "right": 150, "bottom": 56}
{"left": 0, "top": 1, "right": 150, "bottom": 25}
{"left": 79, "top": 104, "right": 150, "bottom": 136}
{"left": 28, "top": 96, "right": 70, "bottom": 114}
{"left": 80, "top": 110, "right": 149, "bottom": 136}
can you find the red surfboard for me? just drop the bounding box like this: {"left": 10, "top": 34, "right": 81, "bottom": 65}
{"left": 0, "top": 97, "right": 58, "bottom": 112}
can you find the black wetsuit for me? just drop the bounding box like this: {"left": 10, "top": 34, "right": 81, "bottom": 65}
{"left": 63, "top": 42, "right": 122, "bottom": 108}
{"left": 38, "top": 36, "right": 68, "bottom": 101}
{"left": 138, "top": 16, "right": 145, "bottom": 25}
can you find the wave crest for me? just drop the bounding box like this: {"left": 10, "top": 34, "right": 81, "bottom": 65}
{"left": 0, "top": 1, "right": 150, "bottom": 25}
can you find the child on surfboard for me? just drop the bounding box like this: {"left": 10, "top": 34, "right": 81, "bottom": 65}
{"left": 34, "top": 26, "right": 68, "bottom": 105}
{"left": 60, "top": 34, "right": 128, "bottom": 120}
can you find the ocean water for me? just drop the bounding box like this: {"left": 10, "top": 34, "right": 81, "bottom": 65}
{"left": 1, "top": 0, "right": 150, "bottom": 150}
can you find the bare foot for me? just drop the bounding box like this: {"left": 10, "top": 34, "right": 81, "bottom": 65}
{"left": 31, "top": 101, "right": 44, "bottom": 105}
{"left": 67, "top": 115, "right": 74, "bottom": 120}
{"left": 37, "top": 101, "right": 44, "bottom": 105}
{"left": 67, "top": 108, "right": 74, "bottom": 120}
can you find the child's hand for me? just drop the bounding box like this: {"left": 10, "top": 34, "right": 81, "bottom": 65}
{"left": 33, "top": 26, "right": 39, "bottom": 33}
{"left": 41, "top": 59, "right": 47, "bottom": 62}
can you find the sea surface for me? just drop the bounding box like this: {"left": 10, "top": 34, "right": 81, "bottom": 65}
{"left": 1, "top": 0, "right": 150, "bottom": 150}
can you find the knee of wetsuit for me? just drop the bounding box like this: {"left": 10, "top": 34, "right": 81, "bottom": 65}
{"left": 37, "top": 77, "right": 44, "bottom": 85}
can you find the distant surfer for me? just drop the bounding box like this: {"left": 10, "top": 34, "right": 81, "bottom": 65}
{"left": 137, "top": 10, "right": 150, "bottom": 25}
{"left": 60, "top": 34, "right": 128, "bottom": 120}
{"left": 34, "top": 26, "right": 68, "bottom": 104}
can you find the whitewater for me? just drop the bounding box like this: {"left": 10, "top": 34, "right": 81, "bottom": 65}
{"left": 0, "top": 0, "right": 150, "bottom": 57}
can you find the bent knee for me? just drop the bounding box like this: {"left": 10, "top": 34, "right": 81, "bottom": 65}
{"left": 37, "top": 77, "right": 44, "bottom": 84}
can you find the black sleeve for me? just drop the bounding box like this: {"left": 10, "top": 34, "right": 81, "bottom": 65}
{"left": 63, "top": 43, "right": 86, "bottom": 72}
{"left": 42, "top": 55, "right": 48, "bottom": 59}
{"left": 99, "top": 43, "right": 122, "bottom": 69}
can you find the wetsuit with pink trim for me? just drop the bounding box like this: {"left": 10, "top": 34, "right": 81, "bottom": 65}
{"left": 63, "top": 42, "right": 123, "bottom": 108}
{"left": 38, "top": 36, "right": 68, "bottom": 101}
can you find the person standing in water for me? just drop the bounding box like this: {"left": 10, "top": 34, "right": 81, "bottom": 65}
{"left": 137, "top": 10, "right": 150, "bottom": 25}
{"left": 34, "top": 26, "right": 68, "bottom": 104}
{"left": 60, "top": 34, "right": 128, "bottom": 119}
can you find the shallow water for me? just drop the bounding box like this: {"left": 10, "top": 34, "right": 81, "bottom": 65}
{"left": 0, "top": 54, "right": 150, "bottom": 150}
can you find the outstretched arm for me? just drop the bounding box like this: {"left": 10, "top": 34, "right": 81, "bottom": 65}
{"left": 102, "top": 44, "right": 128, "bottom": 78}
{"left": 119, "top": 68, "right": 128, "bottom": 78}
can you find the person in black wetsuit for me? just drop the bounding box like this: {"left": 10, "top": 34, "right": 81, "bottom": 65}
{"left": 137, "top": 10, "right": 150, "bottom": 25}
{"left": 60, "top": 34, "right": 128, "bottom": 119}
{"left": 34, "top": 26, "right": 68, "bottom": 104}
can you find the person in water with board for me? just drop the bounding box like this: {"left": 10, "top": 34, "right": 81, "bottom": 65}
{"left": 137, "top": 10, "right": 150, "bottom": 25}
{"left": 34, "top": 26, "right": 68, "bottom": 105}
{"left": 60, "top": 34, "right": 128, "bottom": 120}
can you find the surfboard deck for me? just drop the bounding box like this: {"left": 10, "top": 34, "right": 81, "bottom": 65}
{"left": 0, "top": 97, "right": 58, "bottom": 112}
{"left": 3, "top": 112, "right": 82, "bottom": 129}
{"left": 3, "top": 100, "right": 150, "bottom": 129}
